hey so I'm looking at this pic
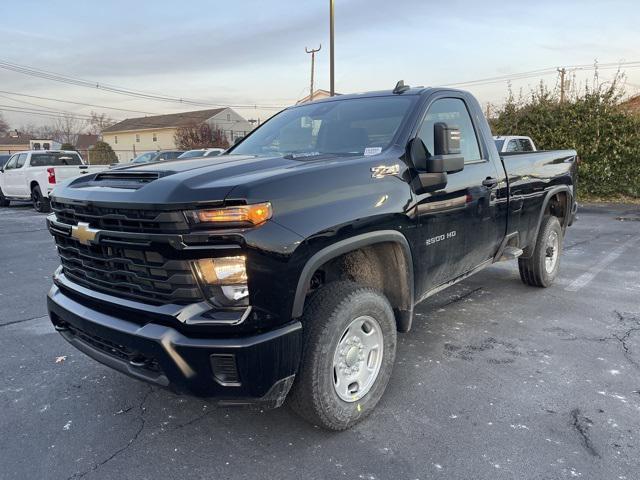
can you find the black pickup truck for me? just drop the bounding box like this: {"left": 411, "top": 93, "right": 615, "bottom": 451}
{"left": 46, "top": 83, "right": 578, "bottom": 430}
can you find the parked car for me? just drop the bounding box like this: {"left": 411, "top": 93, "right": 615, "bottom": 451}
{"left": 0, "top": 150, "right": 108, "bottom": 212}
{"left": 46, "top": 83, "right": 577, "bottom": 430}
{"left": 0, "top": 154, "right": 11, "bottom": 169}
{"left": 129, "top": 151, "right": 156, "bottom": 165}
{"left": 494, "top": 135, "right": 537, "bottom": 153}
{"left": 138, "top": 150, "right": 184, "bottom": 164}
{"left": 178, "top": 148, "right": 226, "bottom": 159}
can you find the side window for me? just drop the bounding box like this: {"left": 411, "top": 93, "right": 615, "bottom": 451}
{"left": 418, "top": 98, "right": 481, "bottom": 163}
{"left": 506, "top": 140, "right": 519, "bottom": 152}
{"left": 4, "top": 155, "right": 18, "bottom": 170}
{"left": 16, "top": 153, "right": 28, "bottom": 168}
{"left": 519, "top": 139, "right": 533, "bottom": 152}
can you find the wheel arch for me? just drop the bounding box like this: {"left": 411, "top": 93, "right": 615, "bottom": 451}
{"left": 292, "top": 230, "right": 415, "bottom": 332}
{"left": 524, "top": 185, "right": 572, "bottom": 257}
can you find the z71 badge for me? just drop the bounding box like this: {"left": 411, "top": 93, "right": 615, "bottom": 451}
{"left": 370, "top": 164, "right": 400, "bottom": 179}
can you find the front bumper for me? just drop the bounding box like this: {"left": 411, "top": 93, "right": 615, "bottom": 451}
{"left": 48, "top": 283, "right": 302, "bottom": 407}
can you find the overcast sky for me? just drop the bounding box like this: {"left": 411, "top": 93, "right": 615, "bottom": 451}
{"left": 1, "top": 0, "right": 639, "bottom": 128}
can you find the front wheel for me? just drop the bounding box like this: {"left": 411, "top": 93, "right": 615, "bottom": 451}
{"left": 519, "top": 215, "right": 563, "bottom": 287}
{"left": 0, "top": 187, "right": 9, "bottom": 207}
{"left": 32, "top": 186, "right": 51, "bottom": 213}
{"left": 288, "top": 281, "right": 397, "bottom": 430}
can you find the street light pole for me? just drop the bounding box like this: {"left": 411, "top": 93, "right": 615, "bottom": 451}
{"left": 329, "top": 0, "right": 335, "bottom": 96}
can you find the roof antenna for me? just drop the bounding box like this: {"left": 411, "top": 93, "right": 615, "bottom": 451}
{"left": 393, "top": 80, "right": 410, "bottom": 94}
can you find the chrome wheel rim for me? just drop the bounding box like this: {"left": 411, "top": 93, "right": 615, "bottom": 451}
{"left": 545, "top": 230, "right": 559, "bottom": 273}
{"left": 332, "top": 315, "right": 384, "bottom": 402}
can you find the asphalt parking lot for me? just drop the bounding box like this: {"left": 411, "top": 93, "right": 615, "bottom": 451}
{"left": 1, "top": 202, "right": 639, "bottom": 480}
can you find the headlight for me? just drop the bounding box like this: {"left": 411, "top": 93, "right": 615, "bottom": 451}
{"left": 193, "top": 256, "right": 249, "bottom": 306}
{"left": 185, "top": 202, "right": 272, "bottom": 228}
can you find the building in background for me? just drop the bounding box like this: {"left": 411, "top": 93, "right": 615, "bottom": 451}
{"left": 75, "top": 134, "right": 99, "bottom": 161}
{"left": 101, "top": 108, "right": 253, "bottom": 162}
{"left": 296, "top": 89, "right": 339, "bottom": 104}
{"left": 620, "top": 94, "right": 640, "bottom": 114}
{"left": 0, "top": 130, "right": 33, "bottom": 154}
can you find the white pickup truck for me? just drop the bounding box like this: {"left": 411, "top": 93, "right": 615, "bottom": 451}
{"left": 0, "top": 150, "right": 108, "bottom": 212}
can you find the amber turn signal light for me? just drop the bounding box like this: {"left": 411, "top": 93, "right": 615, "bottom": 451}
{"left": 186, "top": 202, "right": 272, "bottom": 227}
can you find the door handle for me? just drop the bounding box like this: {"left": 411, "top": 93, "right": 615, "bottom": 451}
{"left": 482, "top": 177, "right": 498, "bottom": 188}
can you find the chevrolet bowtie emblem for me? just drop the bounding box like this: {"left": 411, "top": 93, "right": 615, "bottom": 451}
{"left": 71, "top": 222, "right": 100, "bottom": 245}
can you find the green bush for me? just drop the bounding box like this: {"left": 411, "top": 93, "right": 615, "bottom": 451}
{"left": 88, "top": 141, "right": 118, "bottom": 165}
{"left": 490, "top": 78, "right": 640, "bottom": 198}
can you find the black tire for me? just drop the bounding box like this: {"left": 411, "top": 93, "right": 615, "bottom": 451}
{"left": 518, "top": 215, "right": 563, "bottom": 287}
{"left": 32, "top": 185, "right": 51, "bottom": 213}
{"left": 0, "top": 188, "right": 9, "bottom": 207}
{"left": 288, "top": 281, "right": 397, "bottom": 430}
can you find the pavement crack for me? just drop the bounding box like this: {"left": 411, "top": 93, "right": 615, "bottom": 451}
{"left": 0, "top": 314, "right": 48, "bottom": 328}
{"left": 173, "top": 409, "right": 212, "bottom": 430}
{"left": 67, "top": 386, "right": 155, "bottom": 480}
{"left": 612, "top": 311, "right": 640, "bottom": 370}
{"left": 570, "top": 408, "right": 600, "bottom": 458}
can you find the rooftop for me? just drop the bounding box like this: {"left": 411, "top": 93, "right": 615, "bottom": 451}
{"left": 102, "top": 108, "right": 227, "bottom": 133}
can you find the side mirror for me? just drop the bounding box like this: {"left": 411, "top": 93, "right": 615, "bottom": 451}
{"left": 407, "top": 138, "right": 447, "bottom": 194}
{"left": 428, "top": 123, "right": 464, "bottom": 174}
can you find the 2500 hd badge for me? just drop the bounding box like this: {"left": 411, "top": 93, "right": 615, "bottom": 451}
{"left": 46, "top": 82, "right": 578, "bottom": 430}
{"left": 426, "top": 230, "right": 457, "bottom": 246}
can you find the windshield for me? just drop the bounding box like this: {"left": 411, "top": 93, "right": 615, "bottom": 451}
{"left": 178, "top": 150, "right": 205, "bottom": 159}
{"left": 30, "top": 152, "right": 83, "bottom": 167}
{"left": 132, "top": 152, "right": 156, "bottom": 164}
{"left": 231, "top": 96, "right": 416, "bottom": 158}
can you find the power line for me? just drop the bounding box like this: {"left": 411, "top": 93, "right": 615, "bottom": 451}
{"left": 0, "top": 105, "right": 107, "bottom": 122}
{"left": 0, "top": 90, "right": 156, "bottom": 115}
{"left": 0, "top": 59, "right": 289, "bottom": 110}
{"left": 443, "top": 61, "right": 640, "bottom": 88}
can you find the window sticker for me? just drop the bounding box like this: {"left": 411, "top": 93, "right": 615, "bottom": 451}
{"left": 364, "top": 147, "right": 382, "bottom": 156}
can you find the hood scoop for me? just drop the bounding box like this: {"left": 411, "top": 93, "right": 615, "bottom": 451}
{"left": 89, "top": 171, "right": 162, "bottom": 189}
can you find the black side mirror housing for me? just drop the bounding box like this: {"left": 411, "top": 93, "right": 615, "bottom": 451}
{"left": 428, "top": 122, "right": 464, "bottom": 174}
{"left": 407, "top": 137, "right": 447, "bottom": 194}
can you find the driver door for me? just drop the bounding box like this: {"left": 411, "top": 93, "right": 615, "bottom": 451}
{"left": 412, "top": 95, "right": 504, "bottom": 296}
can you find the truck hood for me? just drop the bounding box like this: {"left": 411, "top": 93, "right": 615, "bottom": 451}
{"left": 52, "top": 154, "right": 338, "bottom": 208}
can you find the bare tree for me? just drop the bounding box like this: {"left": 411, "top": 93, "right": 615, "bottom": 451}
{"left": 53, "top": 114, "right": 86, "bottom": 145}
{"left": 87, "top": 111, "right": 116, "bottom": 135}
{"left": 211, "top": 125, "right": 230, "bottom": 149}
{"left": 0, "top": 113, "right": 8, "bottom": 135}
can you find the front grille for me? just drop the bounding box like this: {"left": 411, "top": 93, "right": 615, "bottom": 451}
{"left": 51, "top": 200, "right": 189, "bottom": 234}
{"left": 53, "top": 232, "right": 203, "bottom": 305}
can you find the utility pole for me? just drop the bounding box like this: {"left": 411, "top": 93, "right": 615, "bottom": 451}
{"left": 305, "top": 45, "right": 322, "bottom": 102}
{"left": 329, "top": 0, "right": 335, "bottom": 96}
{"left": 558, "top": 67, "right": 567, "bottom": 103}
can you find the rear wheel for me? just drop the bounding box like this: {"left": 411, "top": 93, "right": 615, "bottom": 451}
{"left": 0, "top": 188, "right": 9, "bottom": 207}
{"left": 32, "top": 186, "right": 51, "bottom": 213}
{"left": 518, "top": 215, "right": 563, "bottom": 287}
{"left": 288, "top": 281, "right": 397, "bottom": 430}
